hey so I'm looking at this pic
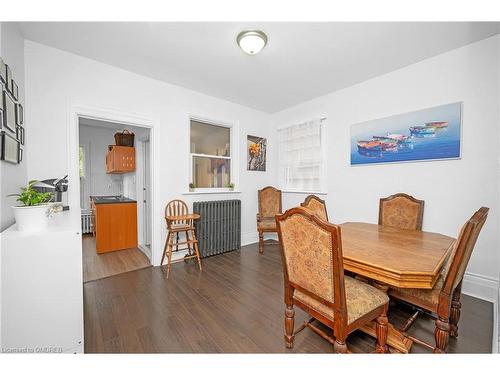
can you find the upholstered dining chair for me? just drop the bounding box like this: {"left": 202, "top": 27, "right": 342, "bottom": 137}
{"left": 300, "top": 194, "right": 329, "bottom": 221}
{"left": 389, "top": 207, "right": 489, "bottom": 353}
{"left": 379, "top": 193, "right": 425, "bottom": 231}
{"left": 257, "top": 186, "right": 282, "bottom": 254}
{"left": 276, "top": 207, "right": 390, "bottom": 353}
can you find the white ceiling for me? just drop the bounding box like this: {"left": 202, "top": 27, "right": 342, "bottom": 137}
{"left": 19, "top": 22, "right": 500, "bottom": 113}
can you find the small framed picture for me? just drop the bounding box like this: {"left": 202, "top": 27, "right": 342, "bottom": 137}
{"left": 16, "top": 103, "right": 23, "bottom": 125}
{"left": 16, "top": 125, "right": 24, "bottom": 145}
{"left": 0, "top": 58, "right": 6, "bottom": 84}
{"left": 18, "top": 147, "right": 23, "bottom": 163}
{"left": 0, "top": 109, "right": 3, "bottom": 130}
{"left": 3, "top": 91, "right": 16, "bottom": 133}
{"left": 11, "top": 80, "right": 18, "bottom": 101}
{"left": 0, "top": 83, "right": 4, "bottom": 111}
{"left": 5, "top": 65, "right": 12, "bottom": 93}
{"left": 0, "top": 131, "right": 21, "bottom": 164}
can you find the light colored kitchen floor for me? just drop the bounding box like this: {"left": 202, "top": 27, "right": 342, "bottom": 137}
{"left": 82, "top": 235, "right": 151, "bottom": 283}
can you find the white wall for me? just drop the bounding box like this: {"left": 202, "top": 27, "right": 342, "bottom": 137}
{"left": 0, "top": 23, "right": 26, "bottom": 231}
{"left": 271, "top": 35, "right": 500, "bottom": 301}
{"left": 24, "top": 41, "right": 275, "bottom": 265}
{"left": 79, "top": 124, "right": 124, "bottom": 209}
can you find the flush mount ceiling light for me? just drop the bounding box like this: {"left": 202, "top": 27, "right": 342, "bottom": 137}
{"left": 237, "top": 30, "right": 268, "bottom": 55}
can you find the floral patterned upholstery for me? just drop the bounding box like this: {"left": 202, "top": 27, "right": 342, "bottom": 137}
{"left": 302, "top": 197, "right": 328, "bottom": 221}
{"left": 257, "top": 217, "right": 277, "bottom": 231}
{"left": 294, "top": 276, "right": 389, "bottom": 325}
{"left": 379, "top": 195, "right": 424, "bottom": 231}
{"left": 259, "top": 187, "right": 281, "bottom": 219}
{"left": 279, "top": 213, "right": 335, "bottom": 302}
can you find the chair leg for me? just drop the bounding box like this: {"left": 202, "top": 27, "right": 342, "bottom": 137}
{"left": 185, "top": 230, "right": 193, "bottom": 256}
{"left": 161, "top": 231, "right": 172, "bottom": 266}
{"left": 334, "top": 339, "right": 348, "bottom": 354}
{"left": 450, "top": 287, "right": 462, "bottom": 338}
{"left": 284, "top": 304, "right": 295, "bottom": 349}
{"left": 191, "top": 229, "right": 203, "bottom": 271}
{"left": 433, "top": 317, "right": 450, "bottom": 353}
{"left": 166, "top": 233, "right": 174, "bottom": 279}
{"left": 258, "top": 231, "right": 264, "bottom": 254}
{"left": 375, "top": 305, "right": 389, "bottom": 353}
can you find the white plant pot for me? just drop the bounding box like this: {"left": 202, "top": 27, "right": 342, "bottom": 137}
{"left": 12, "top": 204, "right": 52, "bottom": 232}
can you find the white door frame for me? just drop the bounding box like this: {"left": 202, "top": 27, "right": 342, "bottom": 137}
{"left": 67, "top": 104, "right": 161, "bottom": 265}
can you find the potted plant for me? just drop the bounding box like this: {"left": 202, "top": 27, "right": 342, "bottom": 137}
{"left": 226, "top": 182, "right": 235, "bottom": 191}
{"left": 189, "top": 182, "right": 196, "bottom": 192}
{"left": 8, "top": 180, "right": 55, "bottom": 232}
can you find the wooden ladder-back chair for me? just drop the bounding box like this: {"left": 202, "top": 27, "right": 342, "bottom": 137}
{"left": 300, "top": 194, "right": 329, "bottom": 221}
{"left": 379, "top": 193, "right": 425, "bottom": 231}
{"left": 389, "top": 207, "right": 489, "bottom": 353}
{"left": 161, "top": 199, "right": 202, "bottom": 278}
{"left": 257, "top": 186, "right": 282, "bottom": 254}
{"left": 276, "top": 207, "right": 390, "bottom": 353}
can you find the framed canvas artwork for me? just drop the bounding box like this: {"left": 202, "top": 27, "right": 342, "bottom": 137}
{"left": 3, "top": 91, "right": 16, "bottom": 133}
{"left": 350, "top": 102, "right": 462, "bottom": 166}
{"left": 247, "top": 135, "right": 267, "bottom": 171}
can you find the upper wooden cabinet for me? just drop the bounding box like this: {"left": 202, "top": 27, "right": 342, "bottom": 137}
{"left": 106, "top": 145, "right": 136, "bottom": 173}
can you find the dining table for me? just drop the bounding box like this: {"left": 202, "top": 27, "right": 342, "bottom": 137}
{"left": 339, "top": 222, "right": 456, "bottom": 353}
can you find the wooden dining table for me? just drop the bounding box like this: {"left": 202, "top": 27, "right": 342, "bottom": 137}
{"left": 339, "top": 222, "right": 456, "bottom": 353}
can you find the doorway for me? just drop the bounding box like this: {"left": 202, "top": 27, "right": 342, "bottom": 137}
{"left": 77, "top": 117, "right": 152, "bottom": 282}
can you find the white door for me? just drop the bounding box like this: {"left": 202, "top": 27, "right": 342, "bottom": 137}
{"left": 143, "top": 140, "right": 152, "bottom": 247}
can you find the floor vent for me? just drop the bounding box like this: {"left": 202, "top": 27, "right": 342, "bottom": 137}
{"left": 193, "top": 199, "right": 241, "bottom": 258}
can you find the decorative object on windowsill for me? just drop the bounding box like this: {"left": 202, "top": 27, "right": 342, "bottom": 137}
{"left": 226, "top": 182, "right": 235, "bottom": 191}
{"left": 189, "top": 182, "right": 196, "bottom": 192}
{"left": 7, "top": 180, "right": 59, "bottom": 232}
{"left": 247, "top": 135, "right": 267, "bottom": 171}
{"left": 351, "top": 102, "right": 462, "bottom": 166}
{"left": 114, "top": 129, "right": 135, "bottom": 147}
{"left": 1, "top": 131, "right": 21, "bottom": 163}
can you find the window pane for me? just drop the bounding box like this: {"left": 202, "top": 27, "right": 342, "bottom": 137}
{"left": 192, "top": 156, "right": 230, "bottom": 188}
{"left": 190, "top": 120, "right": 230, "bottom": 156}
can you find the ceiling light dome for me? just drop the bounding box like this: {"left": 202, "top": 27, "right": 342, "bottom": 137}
{"left": 237, "top": 30, "right": 268, "bottom": 55}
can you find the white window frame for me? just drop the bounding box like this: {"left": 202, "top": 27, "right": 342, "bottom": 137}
{"left": 277, "top": 117, "right": 327, "bottom": 195}
{"left": 187, "top": 115, "right": 240, "bottom": 194}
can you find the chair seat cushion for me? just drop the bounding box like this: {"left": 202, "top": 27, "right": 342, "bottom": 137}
{"left": 293, "top": 276, "right": 389, "bottom": 325}
{"left": 389, "top": 275, "right": 444, "bottom": 311}
{"left": 258, "top": 217, "right": 277, "bottom": 231}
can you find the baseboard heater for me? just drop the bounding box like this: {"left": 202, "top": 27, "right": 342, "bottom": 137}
{"left": 193, "top": 199, "right": 241, "bottom": 258}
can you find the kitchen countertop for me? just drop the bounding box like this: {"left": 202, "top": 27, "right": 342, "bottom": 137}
{"left": 91, "top": 196, "right": 137, "bottom": 204}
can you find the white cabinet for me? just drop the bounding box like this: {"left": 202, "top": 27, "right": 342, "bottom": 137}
{"left": 0, "top": 212, "right": 84, "bottom": 353}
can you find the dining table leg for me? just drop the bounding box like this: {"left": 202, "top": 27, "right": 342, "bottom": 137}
{"left": 359, "top": 281, "right": 413, "bottom": 353}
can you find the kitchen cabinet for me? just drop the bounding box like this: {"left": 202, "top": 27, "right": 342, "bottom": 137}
{"left": 93, "top": 197, "right": 138, "bottom": 253}
{"left": 106, "top": 145, "right": 136, "bottom": 173}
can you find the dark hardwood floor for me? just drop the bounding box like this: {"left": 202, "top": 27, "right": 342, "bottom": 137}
{"left": 84, "top": 241, "right": 493, "bottom": 353}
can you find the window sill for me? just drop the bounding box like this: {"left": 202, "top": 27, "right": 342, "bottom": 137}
{"left": 281, "top": 190, "right": 327, "bottom": 195}
{"left": 182, "top": 190, "right": 242, "bottom": 195}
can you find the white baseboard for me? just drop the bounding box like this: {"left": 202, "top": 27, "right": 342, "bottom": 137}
{"left": 138, "top": 244, "right": 152, "bottom": 262}
{"left": 241, "top": 231, "right": 278, "bottom": 247}
{"left": 462, "top": 272, "right": 499, "bottom": 303}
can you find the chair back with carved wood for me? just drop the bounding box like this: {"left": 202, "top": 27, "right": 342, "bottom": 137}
{"left": 258, "top": 186, "right": 282, "bottom": 219}
{"left": 276, "top": 207, "right": 347, "bottom": 328}
{"left": 165, "top": 199, "right": 190, "bottom": 229}
{"left": 439, "top": 207, "right": 489, "bottom": 308}
{"left": 379, "top": 193, "right": 424, "bottom": 231}
{"left": 300, "top": 195, "right": 328, "bottom": 221}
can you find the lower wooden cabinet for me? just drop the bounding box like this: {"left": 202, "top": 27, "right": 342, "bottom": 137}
{"left": 106, "top": 145, "right": 136, "bottom": 173}
{"left": 95, "top": 202, "right": 138, "bottom": 253}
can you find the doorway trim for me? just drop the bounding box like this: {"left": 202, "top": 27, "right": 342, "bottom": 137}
{"left": 67, "top": 104, "right": 161, "bottom": 265}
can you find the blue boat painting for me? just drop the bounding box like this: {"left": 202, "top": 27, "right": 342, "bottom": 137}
{"left": 350, "top": 102, "right": 462, "bottom": 166}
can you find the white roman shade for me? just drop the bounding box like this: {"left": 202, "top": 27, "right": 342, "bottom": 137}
{"left": 278, "top": 118, "right": 324, "bottom": 192}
